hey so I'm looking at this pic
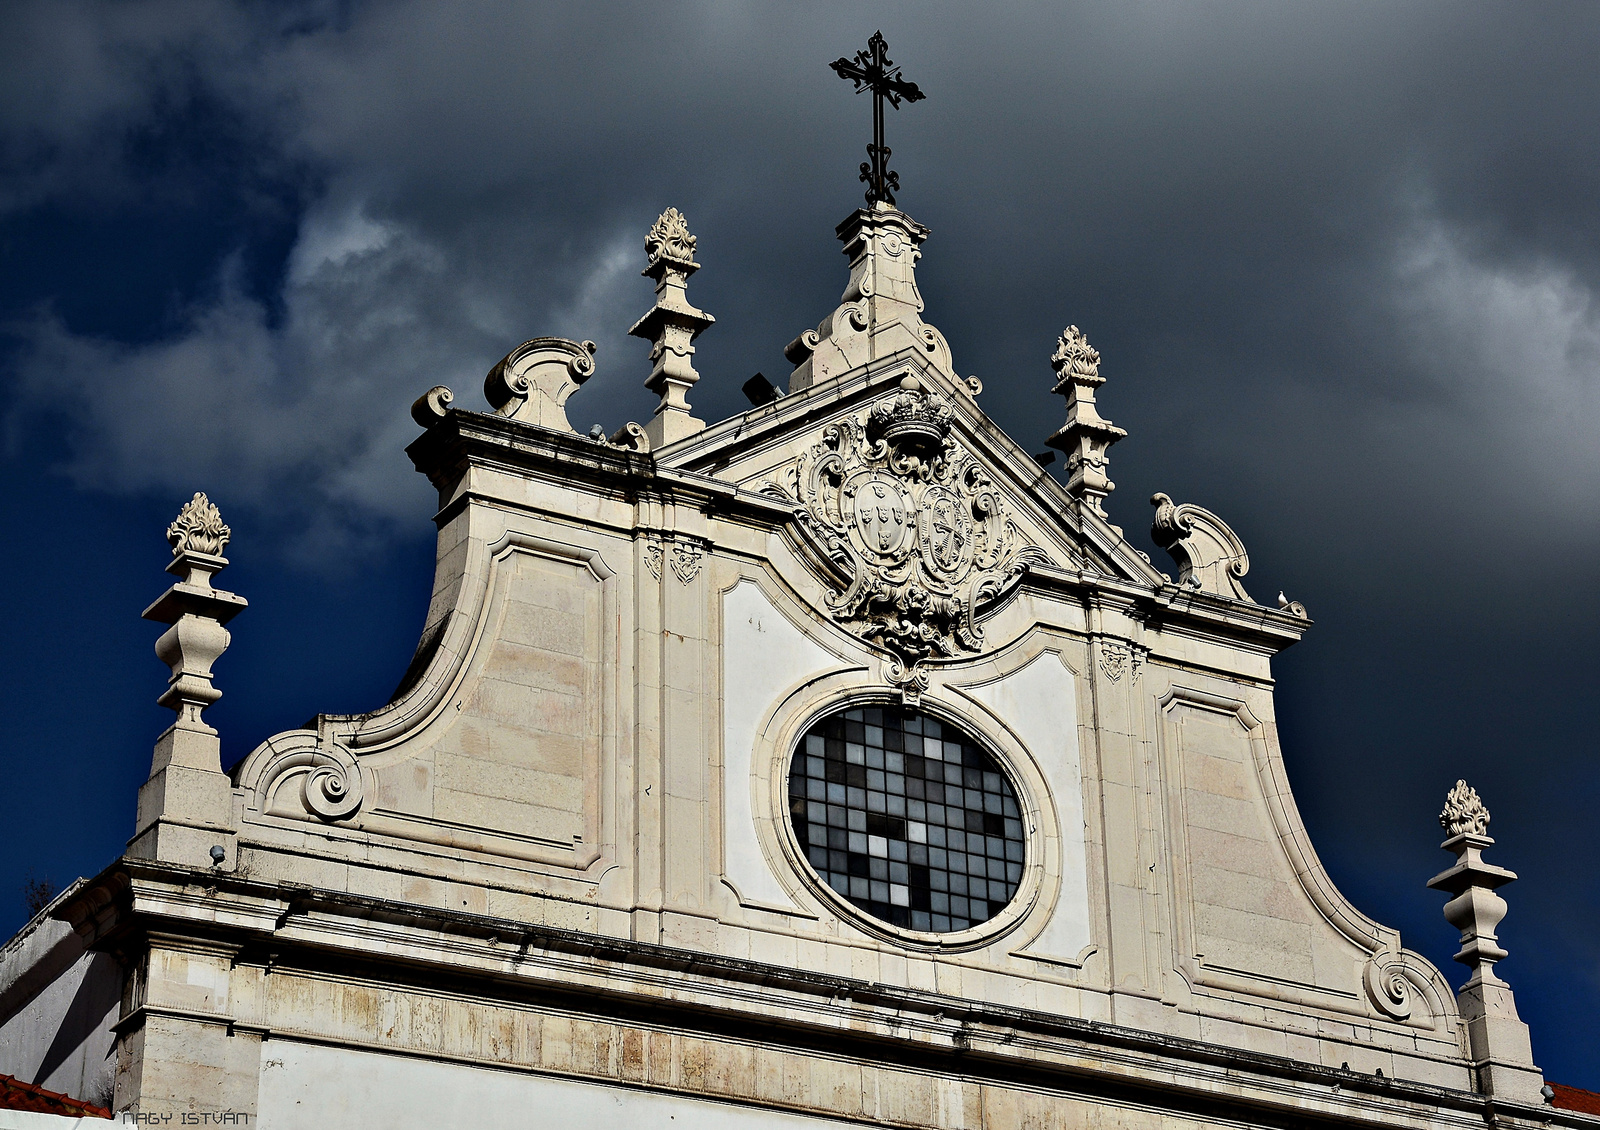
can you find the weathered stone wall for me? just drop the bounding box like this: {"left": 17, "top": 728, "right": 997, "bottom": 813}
{"left": 0, "top": 906, "right": 119, "bottom": 1110}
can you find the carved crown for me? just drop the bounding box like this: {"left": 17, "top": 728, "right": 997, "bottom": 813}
{"left": 868, "top": 374, "right": 953, "bottom": 454}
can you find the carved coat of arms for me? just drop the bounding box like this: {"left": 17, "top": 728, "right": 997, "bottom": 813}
{"left": 768, "top": 374, "right": 1049, "bottom": 691}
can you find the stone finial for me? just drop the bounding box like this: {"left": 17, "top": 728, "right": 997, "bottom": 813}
{"left": 1046, "top": 326, "right": 1127, "bottom": 519}
{"left": 1426, "top": 780, "right": 1544, "bottom": 1102}
{"left": 135, "top": 494, "right": 249, "bottom": 868}
{"left": 144, "top": 495, "right": 247, "bottom": 726}
{"left": 785, "top": 203, "right": 954, "bottom": 393}
{"left": 1440, "top": 778, "right": 1491, "bottom": 837}
{"left": 645, "top": 207, "right": 697, "bottom": 266}
{"left": 167, "top": 492, "right": 231, "bottom": 557}
{"left": 629, "top": 207, "right": 715, "bottom": 448}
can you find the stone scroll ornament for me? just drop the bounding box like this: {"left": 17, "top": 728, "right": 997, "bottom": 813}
{"left": 770, "top": 375, "right": 1049, "bottom": 693}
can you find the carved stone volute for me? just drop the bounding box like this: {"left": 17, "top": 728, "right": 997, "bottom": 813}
{"left": 1150, "top": 492, "right": 1252, "bottom": 601}
{"left": 485, "top": 338, "right": 597, "bottom": 433}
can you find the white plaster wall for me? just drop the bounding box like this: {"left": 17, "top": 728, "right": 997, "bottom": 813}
{"left": 0, "top": 915, "right": 117, "bottom": 1110}
{"left": 721, "top": 580, "right": 840, "bottom": 910}
{"left": 258, "top": 1040, "right": 863, "bottom": 1130}
{"left": 961, "top": 652, "right": 1092, "bottom": 962}
{"left": 0, "top": 1112, "right": 109, "bottom": 1129}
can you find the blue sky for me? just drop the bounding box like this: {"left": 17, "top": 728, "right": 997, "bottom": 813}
{"left": 1, "top": 1, "right": 1597, "bottom": 1087}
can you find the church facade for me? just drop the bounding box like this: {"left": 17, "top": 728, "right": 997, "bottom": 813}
{"left": 0, "top": 192, "right": 1578, "bottom": 1128}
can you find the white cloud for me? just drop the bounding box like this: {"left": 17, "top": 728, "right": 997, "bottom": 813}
{"left": 7, "top": 197, "right": 655, "bottom": 544}
{"left": 1390, "top": 211, "right": 1600, "bottom": 518}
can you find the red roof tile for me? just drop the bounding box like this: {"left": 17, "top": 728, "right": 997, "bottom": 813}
{"left": 1551, "top": 1083, "right": 1600, "bottom": 1116}
{"left": 0, "top": 1073, "right": 111, "bottom": 1118}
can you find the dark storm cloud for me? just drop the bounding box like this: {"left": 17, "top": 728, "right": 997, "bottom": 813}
{"left": 1, "top": 0, "right": 1596, "bottom": 1083}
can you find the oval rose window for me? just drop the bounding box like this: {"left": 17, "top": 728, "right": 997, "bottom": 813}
{"left": 787, "top": 705, "right": 1025, "bottom": 933}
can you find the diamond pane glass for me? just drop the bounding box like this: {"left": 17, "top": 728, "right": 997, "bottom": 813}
{"left": 787, "top": 705, "right": 1025, "bottom": 933}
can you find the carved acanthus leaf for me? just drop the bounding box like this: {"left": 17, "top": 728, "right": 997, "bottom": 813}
{"left": 167, "top": 492, "right": 231, "bottom": 557}
{"left": 1440, "top": 779, "right": 1490, "bottom": 838}
{"left": 789, "top": 374, "right": 1048, "bottom": 686}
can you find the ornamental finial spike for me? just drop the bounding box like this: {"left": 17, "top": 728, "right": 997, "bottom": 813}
{"left": 166, "top": 492, "right": 231, "bottom": 557}
{"left": 629, "top": 207, "right": 715, "bottom": 448}
{"left": 1426, "top": 779, "right": 1544, "bottom": 1101}
{"left": 1046, "top": 326, "right": 1127, "bottom": 520}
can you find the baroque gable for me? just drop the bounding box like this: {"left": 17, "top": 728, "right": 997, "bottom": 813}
{"left": 24, "top": 157, "right": 1555, "bottom": 1125}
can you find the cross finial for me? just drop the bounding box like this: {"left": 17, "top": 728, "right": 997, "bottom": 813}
{"left": 830, "top": 32, "right": 926, "bottom": 206}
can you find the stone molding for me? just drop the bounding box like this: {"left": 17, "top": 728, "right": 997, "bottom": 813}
{"left": 236, "top": 528, "right": 616, "bottom": 782}
{"left": 61, "top": 860, "right": 1530, "bottom": 1130}
{"left": 1155, "top": 684, "right": 1455, "bottom": 1028}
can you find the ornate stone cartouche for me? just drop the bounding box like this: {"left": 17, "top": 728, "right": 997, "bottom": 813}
{"left": 769, "top": 374, "right": 1048, "bottom": 691}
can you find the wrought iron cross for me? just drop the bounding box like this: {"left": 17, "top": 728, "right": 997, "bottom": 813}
{"left": 830, "top": 31, "right": 925, "bottom": 207}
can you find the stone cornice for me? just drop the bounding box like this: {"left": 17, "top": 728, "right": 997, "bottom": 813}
{"left": 405, "top": 406, "right": 1306, "bottom": 654}
{"left": 58, "top": 858, "right": 1574, "bottom": 1130}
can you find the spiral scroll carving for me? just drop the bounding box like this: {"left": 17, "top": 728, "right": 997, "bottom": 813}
{"left": 303, "top": 753, "right": 364, "bottom": 821}
{"left": 1363, "top": 952, "right": 1415, "bottom": 1021}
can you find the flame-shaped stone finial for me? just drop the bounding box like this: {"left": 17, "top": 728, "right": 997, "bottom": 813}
{"left": 1046, "top": 326, "right": 1126, "bottom": 520}
{"left": 166, "top": 493, "right": 231, "bottom": 558}
{"left": 629, "top": 207, "right": 715, "bottom": 447}
{"left": 645, "top": 207, "right": 698, "bottom": 268}
{"left": 1440, "top": 779, "right": 1491, "bottom": 838}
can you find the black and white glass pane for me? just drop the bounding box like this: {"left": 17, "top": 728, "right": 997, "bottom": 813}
{"left": 787, "top": 706, "right": 1025, "bottom": 933}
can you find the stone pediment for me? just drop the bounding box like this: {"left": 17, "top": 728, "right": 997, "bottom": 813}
{"left": 664, "top": 353, "right": 1164, "bottom": 689}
